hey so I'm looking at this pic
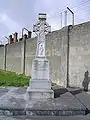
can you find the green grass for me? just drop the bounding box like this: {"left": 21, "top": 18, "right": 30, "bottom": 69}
{"left": 0, "top": 69, "right": 31, "bottom": 87}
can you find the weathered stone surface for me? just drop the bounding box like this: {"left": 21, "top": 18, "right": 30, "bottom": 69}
{"left": 75, "top": 91, "right": 90, "bottom": 111}
{"left": 52, "top": 86, "right": 83, "bottom": 98}
{"left": 26, "top": 58, "right": 54, "bottom": 102}
{"left": 0, "top": 87, "right": 26, "bottom": 109}
{"left": 0, "top": 87, "right": 87, "bottom": 116}
{"left": 53, "top": 87, "right": 68, "bottom": 98}
{"left": 25, "top": 92, "right": 86, "bottom": 116}
{"left": 0, "top": 87, "right": 9, "bottom": 97}
{"left": 0, "top": 115, "right": 89, "bottom": 120}
{"left": 67, "top": 87, "right": 83, "bottom": 95}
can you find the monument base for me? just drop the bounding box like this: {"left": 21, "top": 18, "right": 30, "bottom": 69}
{"left": 26, "top": 88, "right": 54, "bottom": 100}
{"left": 26, "top": 57, "right": 54, "bottom": 107}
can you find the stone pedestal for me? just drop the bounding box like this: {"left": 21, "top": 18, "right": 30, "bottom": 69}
{"left": 26, "top": 57, "right": 54, "bottom": 104}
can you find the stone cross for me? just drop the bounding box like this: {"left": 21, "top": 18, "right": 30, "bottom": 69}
{"left": 33, "top": 13, "right": 51, "bottom": 57}
{"left": 26, "top": 13, "right": 54, "bottom": 106}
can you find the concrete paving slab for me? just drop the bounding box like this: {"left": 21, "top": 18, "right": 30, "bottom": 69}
{"left": 0, "top": 87, "right": 9, "bottom": 97}
{"left": 0, "top": 87, "right": 26, "bottom": 109}
{"left": 75, "top": 91, "right": 90, "bottom": 111}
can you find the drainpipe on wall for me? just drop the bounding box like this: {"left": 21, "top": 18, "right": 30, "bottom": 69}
{"left": 67, "top": 25, "right": 72, "bottom": 87}
{"left": 22, "top": 34, "right": 27, "bottom": 74}
{"left": 4, "top": 44, "right": 7, "bottom": 71}
{"left": 4, "top": 36, "right": 9, "bottom": 71}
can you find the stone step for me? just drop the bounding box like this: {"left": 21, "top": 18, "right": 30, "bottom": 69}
{"left": 0, "top": 87, "right": 87, "bottom": 116}
{"left": 0, "top": 108, "right": 86, "bottom": 116}
{"left": 0, "top": 115, "right": 90, "bottom": 120}
{"left": 30, "top": 80, "right": 51, "bottom": 89}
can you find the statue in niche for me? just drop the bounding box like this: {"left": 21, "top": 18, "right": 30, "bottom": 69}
{"left": 38, "top": 43, "right": 44, "bottom": 56}
{"left": 82, "top": 70, "right": 90, "bottom": 92}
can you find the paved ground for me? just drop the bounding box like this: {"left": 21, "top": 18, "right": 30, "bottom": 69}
{"left": 0, "top": 87, "right": 26, "bottom": 109}
{"left": 0, "top": 115, "right": 90, "bottom": 120}
{"left": 0, "top": 86, "right": 89, "bottom": 117}
{"left": 75, "top": 91, "right": 90, "bottom": 111}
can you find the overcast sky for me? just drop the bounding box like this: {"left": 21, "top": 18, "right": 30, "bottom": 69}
{"left": 0, "top": 0, "right": 90, "bottom": 44}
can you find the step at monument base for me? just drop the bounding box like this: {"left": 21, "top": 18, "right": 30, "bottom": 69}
{"left": 26, "top": 88, "right": 54, "bottom": 101}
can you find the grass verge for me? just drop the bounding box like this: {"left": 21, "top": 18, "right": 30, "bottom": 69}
{"left": 0, "top": 69, "right": 30, "bottom": 87}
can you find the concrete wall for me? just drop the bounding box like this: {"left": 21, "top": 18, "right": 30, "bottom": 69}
{"left": 0, "top": 46, "right": 4, "bottom": 70}
{"left": 0, "top": 21, "right": 90, "bottom": 88}
{"left": 69, "top": 22, "right": 90, "bottom": 88}
{"left": 6, "top": 41, "right": 22, "bottom": 73}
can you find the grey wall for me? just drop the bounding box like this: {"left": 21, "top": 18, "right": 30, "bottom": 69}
{"left": 69, "top": 22, "right": 90, "bottom": 88}
{"left": 0, "top": 21, "right": 90, "bottom": 88}
{"left": 6, "top": 41, "right": 22, "bottom": 73}
{"left": 0, "top": 46, "right": 4, "bottom": 69}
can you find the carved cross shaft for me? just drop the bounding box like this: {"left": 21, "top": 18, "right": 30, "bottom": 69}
{"left": 33, "top": 13, "right": 51, "bottom": 57}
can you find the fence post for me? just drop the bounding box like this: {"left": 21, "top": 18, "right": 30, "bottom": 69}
{"left": 60, "top": 12, "right": 62, "bottom": 28}
{"left": 64, "top": 10, "right": 67, "bottom": 26}
{"left": 67, "top": 7, "right": 74, "bottom": 26}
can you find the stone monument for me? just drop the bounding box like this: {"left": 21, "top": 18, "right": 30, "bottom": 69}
{"left": 26, "top": 13, "right": 54, "bottom": 106}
